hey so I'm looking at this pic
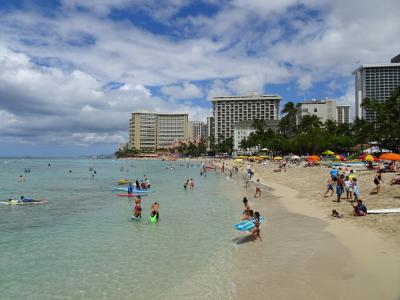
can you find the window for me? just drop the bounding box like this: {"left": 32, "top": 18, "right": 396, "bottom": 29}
{"left": 314, "top": 108, "right": 317, "bottom": 112}
{"left": 302, "top": 108, "right": 308, "bottom": 113}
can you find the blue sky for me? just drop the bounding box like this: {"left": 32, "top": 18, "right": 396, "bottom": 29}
{"left": 0, "top": 0, "right": 399, "bottom": 156}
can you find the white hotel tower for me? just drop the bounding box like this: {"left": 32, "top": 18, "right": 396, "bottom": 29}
{"left": 211, "top": 93, "right": 281, "bottom": 142}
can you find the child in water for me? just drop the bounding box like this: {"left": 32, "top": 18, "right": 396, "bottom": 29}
{"left": 251, "top": 211, "right": 261, "bottom": 240}
{"left": 133, "top": 197, "right": 142, "bottom": 219}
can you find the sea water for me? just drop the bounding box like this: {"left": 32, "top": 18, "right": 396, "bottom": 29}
{"left": 0, "top": 158, "right": 242, "bottom": 299}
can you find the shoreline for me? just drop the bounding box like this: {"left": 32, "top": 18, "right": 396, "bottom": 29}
{"left": 214, "top": 159, "right": 400, "bottom": 299}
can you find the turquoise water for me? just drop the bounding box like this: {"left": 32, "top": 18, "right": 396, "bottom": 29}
{"left": 0, "top": 159, "right": 240, "bottom": 299}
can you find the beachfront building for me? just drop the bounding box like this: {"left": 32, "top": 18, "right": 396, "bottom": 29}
{"left": 353, "top": 54, "right": 400, "bottom": 122}
{"left": 336, "top": 105, "right": 351, "bottom": 124}
{"left": 211, "top": 93, "right": 281, "bottom": 143}
{"left": 189, "top": 121, "right": 207, "bottom": 142}
{"left": 299, "top": 99, "right": 350, "bottom": 124}
{"left": 233, "top": 120, "right": 279, "bottom": 153}
{"left": 206, "top": 116, "right": 215, "bottom": 147}
{"left": 129, "top": 112, "right": 189, "bottom": 150}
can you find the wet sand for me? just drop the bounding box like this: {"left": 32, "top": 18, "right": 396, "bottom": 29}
{"left": 217, "top": 161, "right": 400, "bottom": 300}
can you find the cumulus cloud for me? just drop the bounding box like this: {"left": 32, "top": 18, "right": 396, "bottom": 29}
{"left": 0, "top": 0, "right": 399, "bottom": 152}
{"left": 161, "top": 82, "right": 203, "bottom": 99}
{"left": 297, "top": 74, "right": 312, "bottom": 93}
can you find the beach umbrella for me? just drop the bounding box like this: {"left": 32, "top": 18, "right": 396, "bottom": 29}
{"left": 260, "top": 148, "right": 269, "bottom": 151}
{"left": 379, "top": 153, "right": 400, "bottom": 161}
{"left": 364, "top": 154, "right": 379, "bottom": 162}
{"left": 291, "top": 155, "right": 300, "bottom": 160}
{"left": 335, "top": 155, "right": 346, "bottom": 161}
{"left": 307, "top": 155, "right": 320, "bottom": 161}
{"left": 322, "top": 150, "right": 335, "bottom": 155}
{"left": 274, "top": 156, "right": 283, "bottom": 160}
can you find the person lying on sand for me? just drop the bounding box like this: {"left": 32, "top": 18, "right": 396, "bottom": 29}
{"left": 390, "top": 176, "right": 400, "bottom": 185}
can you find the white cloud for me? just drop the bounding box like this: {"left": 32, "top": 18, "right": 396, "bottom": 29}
{"left": 161, "top": 82, "right": 203, "bottom": 99}
{"left": 0, "top": 0, "right": 399, "bottom": 149}
{"left": 297, "top": 74, "right": 312, "bottom": 92}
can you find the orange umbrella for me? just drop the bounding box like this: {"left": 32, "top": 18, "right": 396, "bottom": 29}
{"left": 379, "top": 153, "right": 400, "bottom": 161}
{"left": 308, "top": 155, "right": 320, "bottom": 161}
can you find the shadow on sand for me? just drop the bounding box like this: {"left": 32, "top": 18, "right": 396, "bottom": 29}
{"left": 232, "top": 235, "right": 255, "bottom": 245}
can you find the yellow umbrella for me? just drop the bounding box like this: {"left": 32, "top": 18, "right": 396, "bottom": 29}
{"left": 322, "top": 150, "right": 335, "bottom": 155}
{"left": 274, "top": 156, "right": 283, "bottom": 160}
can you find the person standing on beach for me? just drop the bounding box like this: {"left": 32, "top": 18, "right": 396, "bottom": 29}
{"left": 254, "top": 179, "right": 261, "bottom": 198}
{"left": 344, "top": 176, "right": 352, "bottom": 199}
{"left": 251, "top": 212, "right": 261, "bottom": 240}
{"left": 352, "top": 178, "right": 360, "bottom": 202}
{"left": 371, "top": 171, "right": 384, "bottom": 194}
{"left": 242, "top": 197, "right": 251, "bottom": 216}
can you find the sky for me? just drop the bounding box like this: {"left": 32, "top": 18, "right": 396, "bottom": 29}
{"left": 0, "top": 0, "right": 399, "bottom": 156}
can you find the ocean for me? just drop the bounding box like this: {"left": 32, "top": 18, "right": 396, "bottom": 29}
{"left": 0, "top": 158, "right": 242, "bottom": 299}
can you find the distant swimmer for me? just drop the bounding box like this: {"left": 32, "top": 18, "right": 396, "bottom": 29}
{"left": 69, "top": 170, "right": 72, "bottom": 173}
{"left": 19, "top": 175, "right": 25, "bottom": 183}
{"left": 189, "top": 178, "right": 195, "bottom": 189}
{"left": 184, "top": 179, "right": 189, "bottom": 189}
{"left": 48, "top": 163, "right": 51, "bottom": 167}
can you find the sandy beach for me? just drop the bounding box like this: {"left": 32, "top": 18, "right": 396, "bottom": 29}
{"left": 214, "top": 159, "right": 400, "bottom": 299}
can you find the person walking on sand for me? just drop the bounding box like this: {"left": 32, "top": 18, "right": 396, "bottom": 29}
{"left": 242, "top": 197, "right": 251, "bottom": 216}
{"left": 254, "top": 179, "right": 261, "bottom": 198}
{"left": 323, "top": 176, "right": 334, "bottom": 198}
{"left": 371, "top": 170, "right": 384, "bottom": 194}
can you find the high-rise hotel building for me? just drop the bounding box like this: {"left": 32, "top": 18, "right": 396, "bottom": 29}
{"left": 129, "top": 112, "right": 189, "bottom": 150}
{"left": 211, "top": 93, "right": 281, "bottom": 142}
{"left": 353, "top": 55, "right": 400, "bottom": 122}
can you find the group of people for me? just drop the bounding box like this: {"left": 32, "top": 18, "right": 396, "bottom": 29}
{"left": 324, "top": 167, "right": 360, "bottom": 202}
{"left": 183, "top": 178, "right": 195, "bottom": 189}
{"left": 132, "top": 195, "right": 160, "bottom": 223}
{"left": 325, "top": 167, "right": 369, "bottom": 217}
{"left": 241, "top": 197, "right": 261, "bottom": 240}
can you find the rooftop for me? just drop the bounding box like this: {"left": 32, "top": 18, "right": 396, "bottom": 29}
{"left": 212, "top": 94, "right": 281, "bottom": 102}
{"left": 352, "top": 63, "right": 400, "bottom": 74}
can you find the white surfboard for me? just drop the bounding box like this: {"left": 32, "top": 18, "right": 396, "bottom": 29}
{"left": 367, "top": 208, "right": 400, "bottom": 214}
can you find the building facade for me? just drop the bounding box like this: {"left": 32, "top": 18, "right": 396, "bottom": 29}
{"left": 299, "top": 99, "right": 350, "bottom": 124}
{"left": 129, "top": 112, "right": 189, "bottom": 150}
{"left": 211, "top": 93, "right": 281, "bottom": 142}
{"left": 353, "top": 57, "right": 400, "bottom": 122}
{"left": 233, "top": 120, "right": 279, "bottom": 152}
{"left": 189, "top": 121, "right": 207, "bottom": 141}
{"left": 336, "top": 105, "right": 350, "bottom": 124}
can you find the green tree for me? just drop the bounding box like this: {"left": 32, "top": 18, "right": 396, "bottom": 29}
{"left": 362, "top": 87, "right": 400, "bottom": 152}
{"left": 280, "top": 102, "right": 300, "bottom": 137}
